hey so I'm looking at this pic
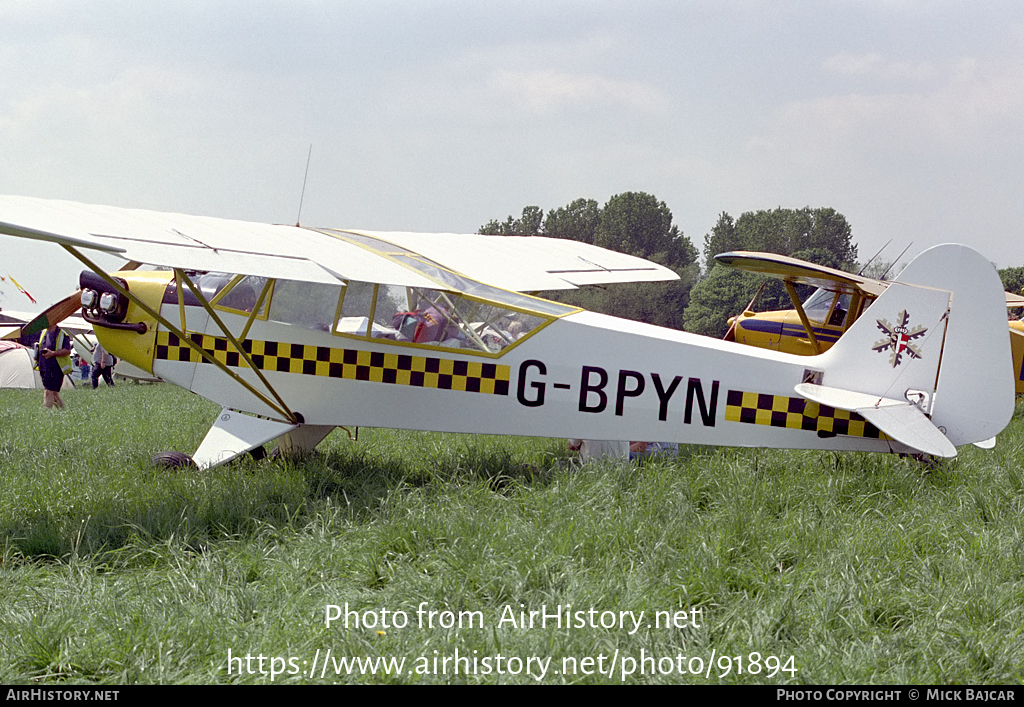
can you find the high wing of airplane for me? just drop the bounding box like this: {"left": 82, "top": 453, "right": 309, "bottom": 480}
{"left": 0, "top": 195, "right": 1015, "bottom": 467}
{"left": 716, "top": 250, "right": 1024, "bottom": 397}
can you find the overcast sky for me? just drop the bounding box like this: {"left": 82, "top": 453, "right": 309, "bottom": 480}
{"left": 2, "top": 0, "right": 1023, "bottom": 308}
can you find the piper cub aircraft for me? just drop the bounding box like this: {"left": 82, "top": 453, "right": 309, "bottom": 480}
{"left": 0, "top": 196, "right": 1015, "bottom": 467}
{"left": 715, "top": 251, "right": 1024, "bottom": 396}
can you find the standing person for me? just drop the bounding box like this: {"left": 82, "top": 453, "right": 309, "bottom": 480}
{"left": 38, "top": 325, "right": 72, "bottom": 409}
{"left": 91, "top": 342, "right": 115, "bottom": 388}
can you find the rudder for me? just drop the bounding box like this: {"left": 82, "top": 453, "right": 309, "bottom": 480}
{"left": 815, "top": 244, "right": 1013, "bottom": 449}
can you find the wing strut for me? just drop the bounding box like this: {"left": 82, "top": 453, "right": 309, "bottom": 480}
{"left": 785, "top": 281, "right": 822, "bottom": 354}
{"left": 175, "top": 270, "right": 298, "bottom": 422}
{"left": 723, "top": 281, "right": 767, "bottom": 341}
{"left": 62, "top": 246, "right": 298, "bottom": 423}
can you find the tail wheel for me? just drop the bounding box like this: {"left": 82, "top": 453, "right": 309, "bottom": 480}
{"left": 151, "top": 451, "right": 196, "bottom": 469}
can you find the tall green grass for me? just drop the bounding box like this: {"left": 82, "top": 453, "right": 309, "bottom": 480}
{"left": 0, "top": 384, "right": 1022, "bottom": 683}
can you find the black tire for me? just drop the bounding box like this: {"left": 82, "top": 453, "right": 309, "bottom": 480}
{"left": 151, "top": 451, "right": 196, "bottom": 469}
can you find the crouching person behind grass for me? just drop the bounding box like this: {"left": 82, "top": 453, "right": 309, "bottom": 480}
{"left": 629, "top": 441, "right": 679, "bottom": 465}
{"left": 567, "top": 439, "right": 630, "bottom": 464}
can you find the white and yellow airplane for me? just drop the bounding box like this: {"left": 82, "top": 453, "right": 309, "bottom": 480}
{"left": 0, "top": 196, "right": 1015, "bottom": 467}
{"left": 716, "top": 251, "right": 1024, "bottom": 396}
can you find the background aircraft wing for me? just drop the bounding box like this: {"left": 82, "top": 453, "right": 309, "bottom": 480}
{"left": 714, "top": 250, "right": 887, "bottom": 297}
{"left": 0, "top": 196, "right": 678, "bottom": 293}
{"left": 716, "top": 250, "right": 1023, "bottom": 310}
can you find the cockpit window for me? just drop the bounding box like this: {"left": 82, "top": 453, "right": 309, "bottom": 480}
{"left": 829, "top": 293, "right": 851, "bottom": 327}
{"left": 268, "top": 280, "right": 343, "bottom": 331}
{"left": 333, "top": 280, "right": 553, "bottom": 355}
{"left": 195, "top": 272, "right": 233, "bottom": 301}
{"left": 336, "top": 281, "right": 378, "bottom": 337}
{"left": 189, "top": 228, "right": 580, "bottom": 356}
{"left": 800, "top": 288, "right": 853, "bottom": 327}
{"left": 802, "top": 288, "right": 837, "bottom": 324}
{"left": 215, "top": 275, "right": 267, "bottom": 313}
{"left": 176, "top": 272, "right": 268, "bottom": 314}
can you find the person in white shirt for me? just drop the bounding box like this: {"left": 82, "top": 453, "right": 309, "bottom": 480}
{"left": 91, "top": 343, "right": 115, "bottom": 388}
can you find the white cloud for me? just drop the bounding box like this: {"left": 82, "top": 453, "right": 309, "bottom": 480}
{"left": 824, "top": 52, "right": 885, "bottom": 76}
{"left": 824, "top": 52, "right": 934, "bottom": 81}
{"left": 753, "top": 52, "right": 1024, "bottom": 160}
{"left": 2, "top": 65, "right": 204, "bottom": 137}
{"left": 486, "top": 69, "right": 668, "bottom": 116}
{"left": 379, "top": 32, "right": 668, "bottom": 122}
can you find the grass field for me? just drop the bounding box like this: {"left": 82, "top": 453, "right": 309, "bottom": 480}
{"left": 1, "top": 382, "right": 1022, "bottom": 684}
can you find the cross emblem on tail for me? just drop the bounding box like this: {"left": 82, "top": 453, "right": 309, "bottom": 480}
{"left": 873, "top": 310, "right": 927, "bottom": 368}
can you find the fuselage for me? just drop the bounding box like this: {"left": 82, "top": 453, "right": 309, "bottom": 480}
{"left": 87, "top": 268, "right": 923, "bottom": 455}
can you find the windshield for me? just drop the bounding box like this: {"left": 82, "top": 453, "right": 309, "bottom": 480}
{"left": 320, "top": 229, "right": 577, "bottom": 318}
{"left": 801, "top": 288, "right": 835, "bottom": 324}
{"left": 800, "top": 288, "right": 852, "bottom": 327}
{"left": 335, "top": 281, "right": 548, "bottom": 354}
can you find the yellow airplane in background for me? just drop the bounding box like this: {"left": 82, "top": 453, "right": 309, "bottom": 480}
{"left": 716, "top": 251, "right": 1024, "bottom": 396}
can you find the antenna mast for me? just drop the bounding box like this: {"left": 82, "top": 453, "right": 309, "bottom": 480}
{"left": 857, "top": 239, "right": 891, "bottom": 276}
{"left": 880, "top": 242, "right": 914, "bottom": 281}
{"left": 295, "top": 144, "right": 313, "bottom": 227}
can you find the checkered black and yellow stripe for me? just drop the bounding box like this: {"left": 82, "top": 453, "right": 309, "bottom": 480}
{"left": 154, "top": 331, "right": 510, "bottom": 395}
{"left": 724, "top": 389, "right": 884, "bottom": 439}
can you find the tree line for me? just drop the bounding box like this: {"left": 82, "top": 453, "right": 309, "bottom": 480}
{"left": 480, "top": 194, "right": 699, "bottom": 330}
{"left": 481, "top": 193, "right": 1024, "bottom": 334}
{"left": 480, "top": 193, "right": 861, "bottom": 336}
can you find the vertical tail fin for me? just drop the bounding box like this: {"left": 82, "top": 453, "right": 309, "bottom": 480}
{"left": 816, "top": 244, "right": 1014, "bottom": 450}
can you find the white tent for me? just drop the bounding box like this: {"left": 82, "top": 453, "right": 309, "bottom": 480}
{"left": 0, "top": 341, "right": 72, "bottom": 389}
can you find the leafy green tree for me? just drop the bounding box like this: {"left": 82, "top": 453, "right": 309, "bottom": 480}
{"left": 702, "top": 212, "right": 741, "bottom": 265}
{"left": 479, "top": 206, "right": 544, "bottom": 236}
{"left": 789, "top": 247, "right": 843, "bottom": 271}
{"left": 703, "top": 207, "right": 857, "bottom": 270}
{"left": 682, "top": 267, "right": 765, "bottom": 338}
{"left": 999, "top": 266, "right": 1024, "bottom": 296}
{"left": 480, "top": 192, "right": 699, "bottom": 329}
{"left": 542, "top": 198, "right": 600, "bottom": 244}
{"left": 595, "top": 192, "right": 697, "bottom": 267}
{"left": 803, "top": 207, "right": 857, "bottom": 266}
{"left": 1000, "top": 265, "right": 1024, "bottom": 318}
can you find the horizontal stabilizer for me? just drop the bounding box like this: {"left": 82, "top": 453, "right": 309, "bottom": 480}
{"left": 193, "top": 408, "right": 298, "bottom": 470}
{"left": 795, "top": 383, "right": 956, "bottom": 458}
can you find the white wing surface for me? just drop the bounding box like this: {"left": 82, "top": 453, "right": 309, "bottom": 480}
{"left": 0, "top": 196, "right": 678, "bottom": 292}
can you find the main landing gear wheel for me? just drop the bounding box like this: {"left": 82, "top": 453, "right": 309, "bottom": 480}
{"left": 151, "top": 451, "right": 196, "bottom": 469}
